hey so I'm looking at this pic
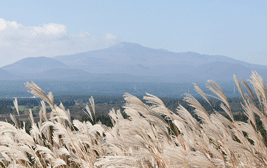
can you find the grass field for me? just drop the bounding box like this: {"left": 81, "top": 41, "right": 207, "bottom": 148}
{"left": 0, "top": 71, "right": 267, "bottom": 167}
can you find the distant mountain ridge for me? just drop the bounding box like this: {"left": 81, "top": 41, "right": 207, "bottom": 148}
{"left": 2, "top": 56, "right": 68, "bottom": 75}
{"left": 1, "top": 42, "right": 267, "bottom": 82}
{"left": 0, "top": 68, "right": 23, "bottom": 80}
{"left": 54, "top": 42, "right": 263, "bottom": 69}
{"left": 27, "top": 68, "right": 91, "bottom": 80}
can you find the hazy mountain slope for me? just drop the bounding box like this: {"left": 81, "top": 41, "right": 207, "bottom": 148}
{"left": 27, "top": 68, "right": 146, "bottom": 82}
{"left": 188, "top": 62, "right": 252, "bottom": 82}
{"left": 0, "top": 68, "right": 22, "bottom": 80}
{"left": 53, "top": 42, "right": 265, "bottom": 76}
{"left": 1, "top": 42, "right": 267, "bottom": 83}
{"left": 28, "top": 68, "right": 91, "bottom": 80}
{"left": 53, "top": 42, "right": 258, "bottom": 66}
{"left": 2, "top": 56, "right": 68, "bottom": 75}
{"left": 54, "top": 42, "right": 239, "bottom": 66}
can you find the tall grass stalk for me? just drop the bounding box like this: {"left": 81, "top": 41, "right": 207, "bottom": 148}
{"left": 0, "top": 71, "right": 267, "bottom": 167}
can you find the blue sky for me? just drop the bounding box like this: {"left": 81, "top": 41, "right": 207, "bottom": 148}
{"left": 0, "top": 0, "right": 266, "bottom": 67}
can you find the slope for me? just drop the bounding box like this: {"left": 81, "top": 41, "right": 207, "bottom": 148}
{"left": 2, "top": 56, "right": 68, "bottom": 75}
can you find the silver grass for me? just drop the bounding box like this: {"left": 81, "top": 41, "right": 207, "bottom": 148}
{"left": 220, "top": 103, "right": 234, "bottom": 122}
{"left": 0, "top": 121, "right": 18, "bottom": 131}
{"left": 40, "top": 121, "right": 54, "bottom": 133}
{"left": 88, "top": 124, "right": 105, "bottom": 136}
{"left": 207, "top": 80, "right": 231, "bottom": 111}
{"left": 0, "top": 151, "right": 11, "bottom": 162}
{"left": 40, "top": 100, "right": 48, "bottom": 121}
{"left": 94, "top": 156, "right": 139, "bottom": 168}
{"left": 14, "top": 130, "right": 35, "bottom": 146}
{"left": 2, "top": 71, "right": 267, "bottom": 167}
{"left": 249, "top": 71, "right": 266, "bottom": 101}
{"left": 248, "top": 100, "right": 267, "bottom": 131}
{"left": 30, "top": 123, "right": 41, "bottom": 142}
{"left": 193, "top": 83, "right": 213, "bottom": 109}
{"left": 241, "top": 78, "right": 256, "bottom": 102}
{"left": 89, "top": 96, "right": 96, "bottom": 119}
{"left": 233, "top": 75, "right": 245, "bottom": 101}
{"left": 13, "top": 98, "right": 19, "bottom": 116}
{"left": 248, "top": 71, "right": 266, "bottom": 113}
{"left": 183, "top": 93, "right": 211, "bottom": 124}
{"left": 59, "top": 102, "right": 65, "bottom": 111}
{"left": 176, "top": 104, "right": 199, "bottom": 132}
{"left": 143, "top": 92, "right": 172, "bottom": 118}
{"left": 7, "top": 161, "right": 27, "bottom": 168}
{"left": 123, "top": 93, "right": 149, "bottom": 116}
{"left": 53, "top": 134, "right": 60, "bottom": 147}
{"left": 25, "top": 81, "right": 54, "bottom": 108}
{"left": 52, "top": 158, "right": 66, "bottom": 167}
{"left": 29, "top": 109, "right": 34, "bottom": 124}
{"left": 47, "top": 92, "right": 54, "bottom": 108}
{"left": 85, "top": 104, "right": 94, "bottom": 122}
{"left": 188, "top": 151, "right": 216, "bottom": 168}
{"left": 208, "top": 114, "right": 232, "bottom": 141}
{"left": 73, "top": 119, "right": 88, "bottom": 133}
{"left": 242, "top": 102, "right": 257, "bottom": 130}
{"left": 38, "top": 108, "right": 43, "bottom": 126}
{"left": 57, "top": 147, "right": 70, "bottom": 156}
{"left": 50, "top": 106, "right": 70, "bottom": 122}
{"left": 10, "top": 114, "right": 19, "bottom": 128}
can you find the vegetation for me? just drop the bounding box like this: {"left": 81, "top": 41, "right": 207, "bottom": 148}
{"left": 0, "top": 104, "right": 12, "bottom": 114}
{"left": 0, "top": 95, "right": 245, "bottom": 120}
{"left": 0, "top": 71, "right": 267, "bottom": 167}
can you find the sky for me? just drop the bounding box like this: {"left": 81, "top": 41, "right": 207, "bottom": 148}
{"left": 0, "top": 0, "right": 266, "bottom": 67}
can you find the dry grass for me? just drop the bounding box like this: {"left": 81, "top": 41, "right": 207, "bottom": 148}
{"left": 0, "top": 71, "right": 267, "bottom": 167}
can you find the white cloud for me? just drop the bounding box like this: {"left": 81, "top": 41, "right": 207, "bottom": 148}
{"left": 0, "top": 18, "right": 118, "bottom": 67}
{"left": 103, "top": 33, "right": 117, "bottom": 41}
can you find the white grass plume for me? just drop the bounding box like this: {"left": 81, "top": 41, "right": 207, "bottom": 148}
{"left": 1, "top": 71, "right": 267, "bottom": 167}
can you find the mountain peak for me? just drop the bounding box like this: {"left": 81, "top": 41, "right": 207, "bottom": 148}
{"left": 106, "top": 42, "right": 158, "bottom": 54}
{"left": 111, "top": 42, "right": 143, "bottom": 49}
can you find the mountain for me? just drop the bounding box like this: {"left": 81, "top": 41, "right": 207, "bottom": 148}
{"left": 0, "top": 68, "right": 22, "bottom": 80}
{"left": 20, "top": 68, "right": 146, "bottom": 82}
{"left": 188, "top": 61, "right": 253, "bottom": 82}
{"left": 27, "top": 68, "right": 91, "bottom": 80}
{"left": 2, "top": 42, "right": 267, "bottom": 83}
{"left": 53, "top": 42, "right": 267, "bottom": 78}
{"left": 2, "top": 56, "right": 68, "bottom": 75}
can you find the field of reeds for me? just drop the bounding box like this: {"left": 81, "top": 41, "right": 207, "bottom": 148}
{"left": 1, "top": 71, "right": 267, "bottom": 167}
